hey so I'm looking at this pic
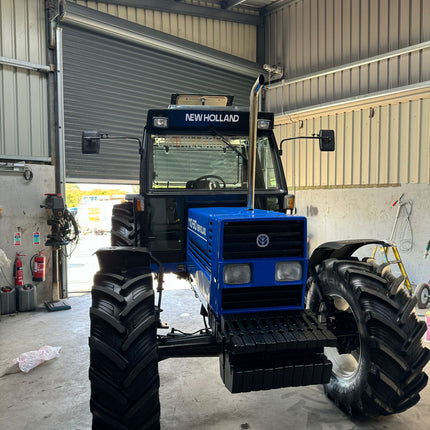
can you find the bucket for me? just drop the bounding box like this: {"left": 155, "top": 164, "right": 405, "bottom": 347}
{"left": 0, "top": 286, "right": 17, "bottom": 315}
{"left": 18, "top": 284, "right": 36, "bottom": 312}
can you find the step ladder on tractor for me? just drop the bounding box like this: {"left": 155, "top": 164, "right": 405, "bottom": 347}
{"left": 369, "top": 194, "right": 430, "bottom": 309}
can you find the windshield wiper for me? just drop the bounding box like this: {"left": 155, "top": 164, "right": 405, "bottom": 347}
{"left": 210, "top": 127, "right": 248, "bottom": 163}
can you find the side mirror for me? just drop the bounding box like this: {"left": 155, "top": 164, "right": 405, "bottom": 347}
{"left": 318, "top": 130, "right": 335, "bottom": 151}
{"left": 82, "top": 131, "right": 101, "bottom": 154}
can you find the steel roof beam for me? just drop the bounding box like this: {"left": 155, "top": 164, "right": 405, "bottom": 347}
{"left": 61, "top": 3, "right": 262, "bottom": 77}
{"left": 221, "top": 0, "right": 247, "bottom": 10}
{"left": 92, "top": 0, "right": 260, "bottom": 24}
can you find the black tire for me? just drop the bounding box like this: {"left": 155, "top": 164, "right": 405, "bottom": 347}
{"left": 416, "top": 282, "right": 430, "bottom": 309}
{"left": 307, "top": 258, "right": 430, "bottom": 419}
{"left": 111, "top": 202, "right": 137, "bottom": 246}
{"left": 89, "top": 251, "right": 160, "bottom": 429}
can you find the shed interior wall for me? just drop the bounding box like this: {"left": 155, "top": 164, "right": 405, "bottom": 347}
{"left": 266, "top": 1, "right": 430, "bottom": 287}
{"left": 265, "top": 0, "right": 429, "bottom": 79}
{"left": 264, "top": 0, "right": 430, "bottom": 113}
{"left": 0, "top": 0, "right": 49, "bottom": 159}
{"left": 0, "top": 165, "right": 56, "bottom": 304}
{"left": 72, "top": 0, "right": 258, "bottom": 61}
{"left": 274, "top": 92, "right": 430, "bottom": 187}
{"left": 294, "top": 184, "right": 430, "bottom": 288}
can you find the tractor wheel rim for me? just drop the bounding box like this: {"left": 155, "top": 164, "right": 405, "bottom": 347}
{"left": 421, "top": 287, "right": 429, "bottom": 304}
{"left": 320, "top": 295, "right": 361, "bottom": 380}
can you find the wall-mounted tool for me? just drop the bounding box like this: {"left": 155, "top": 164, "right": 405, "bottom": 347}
{"left": 41, "top": 194, "right": 79, "bottom": 247}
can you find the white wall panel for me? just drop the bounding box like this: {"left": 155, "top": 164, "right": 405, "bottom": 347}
{"left": 73, "top": 0, "right": 257, "bottom": 61}
{"left": 0, "top": 0, "right": 49, "bottom": 159}
{"left": 274, "top": 93, "right": 430, "bottom": 187}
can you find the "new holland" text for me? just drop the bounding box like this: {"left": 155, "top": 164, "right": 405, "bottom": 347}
{"left": 185, "top": 113, "right": 240, "bottom": 122}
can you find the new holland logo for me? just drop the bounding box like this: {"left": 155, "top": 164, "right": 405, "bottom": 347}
{"left": 256, "top": 233, "right": 269, "bottom": 248}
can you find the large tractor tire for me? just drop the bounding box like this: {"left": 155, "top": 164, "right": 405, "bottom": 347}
{"left": 111, "top": 202, "right": 137, "bottom": 246}
{"left": 307, "top": 258, "right": 430, "bottom": 419}
{"left": 89, "top": 249, "right": 160, "bottom": 430}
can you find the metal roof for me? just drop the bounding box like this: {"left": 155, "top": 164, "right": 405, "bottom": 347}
{"left": 84, "top": 0, "right": 287, "bottom": 19}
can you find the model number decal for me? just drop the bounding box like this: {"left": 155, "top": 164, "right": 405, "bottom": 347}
{"left": 188, "top": 218, "right": 207, "bottom": 237}
{"left": 185, "top": 113, "right": 240, "bottom": 123}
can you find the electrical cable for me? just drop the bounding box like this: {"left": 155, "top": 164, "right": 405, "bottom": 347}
{"left": 57, "top": 209, "right": 80, "bottom": 257}
{"left": 394, "top": 200, "right": 414, "bottom": 252}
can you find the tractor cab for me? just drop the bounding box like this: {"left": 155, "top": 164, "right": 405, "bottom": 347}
{"left": 138, "top": 95, "right": 292, "bottom": 267}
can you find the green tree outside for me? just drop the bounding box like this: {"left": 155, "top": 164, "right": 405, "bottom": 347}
{"left": 66, "top": 184, "right": 82, "bottom": 208}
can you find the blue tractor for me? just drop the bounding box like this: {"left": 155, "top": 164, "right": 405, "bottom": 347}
{"left": 83, "top": 76, "right": 429, "bottom": 430}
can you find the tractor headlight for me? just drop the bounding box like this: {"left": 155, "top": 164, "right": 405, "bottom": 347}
{"left": 223, "top": 264, "right": 251, "bottom": 285}
{"left": 275, "top": 262, "right": 302, "bottom": 282}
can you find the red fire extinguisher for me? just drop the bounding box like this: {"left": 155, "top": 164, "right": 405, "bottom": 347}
{"left": 32, "top": 251, "right": 46, "bottom": 282}
{"left": 14, "top": 253, "right": 24, "bottom": 287}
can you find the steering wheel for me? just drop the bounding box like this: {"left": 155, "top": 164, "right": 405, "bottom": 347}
{"left": 193, "top": 175, "right": 226, "bottom": 189}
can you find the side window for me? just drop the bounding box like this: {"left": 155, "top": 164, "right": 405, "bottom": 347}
{"left": 256, "top": 138, "right": 278, "bottom": 189}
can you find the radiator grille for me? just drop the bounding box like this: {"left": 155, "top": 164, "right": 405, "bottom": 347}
{"left": 188, "top": 238, "right": 211, "bottom": 275}
{"left": 223, "top": 220, "right": 305, "bottom": 259}
{"left": 222, "top": 285, "right": 303, "bottom": 310}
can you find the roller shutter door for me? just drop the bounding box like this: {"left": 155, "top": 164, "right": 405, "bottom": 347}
{"left": 62, "top": 24, "right": 255, "bottom": 183}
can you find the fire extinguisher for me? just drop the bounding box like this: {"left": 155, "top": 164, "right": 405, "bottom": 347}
{"left": 32, "top": 251, "right": 46, "bottom": 282}
{"left": 14, "top": 252, "right": 24, "bottom": 287}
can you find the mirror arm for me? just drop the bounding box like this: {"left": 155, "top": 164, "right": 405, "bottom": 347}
{"left": 279, "top": 135, "right": 320, "bottom": 155}
{"left": 100, "top": 135, "right": 143, "bottom": 154}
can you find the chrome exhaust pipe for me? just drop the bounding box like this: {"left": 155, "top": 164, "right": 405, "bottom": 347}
{"left": 247, "top": 74, "right": 265, "bottom": 211}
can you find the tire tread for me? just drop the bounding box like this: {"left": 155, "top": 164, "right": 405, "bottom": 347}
{"left": 89, "top": 250, "right": 159, "bottom": 430}
{"left": 308, "top": 258, "right": 429, "bottom": 418}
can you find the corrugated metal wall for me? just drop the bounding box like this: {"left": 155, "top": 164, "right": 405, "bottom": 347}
{"left": 264, "top": 0, "right": 430, "bottom": 113}
{"left": 265, "top": 46, "right": 430, "bottom": 113}
{"left": 265, "top": 0, "right": 430, "bottom": 187}
{"left": 72, "top": 0, "right": 257, "bottom": 61}
{"left": 274, "top": 92, "right": 430, "bottom": 188}
{"left": 0, "top": 0, "right": 49, "bottom": 160}
{"left": 265, "top": 0, "right": 429, "bottom": 78}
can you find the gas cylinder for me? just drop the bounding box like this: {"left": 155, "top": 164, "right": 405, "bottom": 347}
{"left": 32, "top": 251, "right": 46, "bottom": 282}
{"left": 14, "top": 253, "right": 24, "bottom": 287}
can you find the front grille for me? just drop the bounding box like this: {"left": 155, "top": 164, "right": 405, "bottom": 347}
{"left": 222, "top": 285, "right": 303, "bottom": 310}
{"left": 223, "top": 220, "right": 305, "bottom": 259}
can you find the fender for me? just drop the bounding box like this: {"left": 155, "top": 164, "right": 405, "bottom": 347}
{"left": 309, "top": 239, "right": 389, "bottom": 269}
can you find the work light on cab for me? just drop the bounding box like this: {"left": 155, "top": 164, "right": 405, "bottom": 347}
{"left": 257, "top": 119, "right": 272, "bottom": 130}
{"left": 153, "top": 117, "right": 168, "bottom": 128}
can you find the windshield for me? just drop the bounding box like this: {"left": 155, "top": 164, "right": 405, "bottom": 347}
{"left": 149, "top": 134, "right": 279, "bottom": 191}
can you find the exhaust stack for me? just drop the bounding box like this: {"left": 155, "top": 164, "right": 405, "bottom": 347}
{"left": 247, "top": 74, "right": 265, "bottom": 211}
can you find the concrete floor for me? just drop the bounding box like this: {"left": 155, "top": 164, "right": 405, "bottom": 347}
{"left": 1, "top": 275, "right": 430, "bottom": 430}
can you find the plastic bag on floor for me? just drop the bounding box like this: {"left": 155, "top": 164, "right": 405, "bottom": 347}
{"left": 13, "top": 345, "right": 61, "bottom": 373}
